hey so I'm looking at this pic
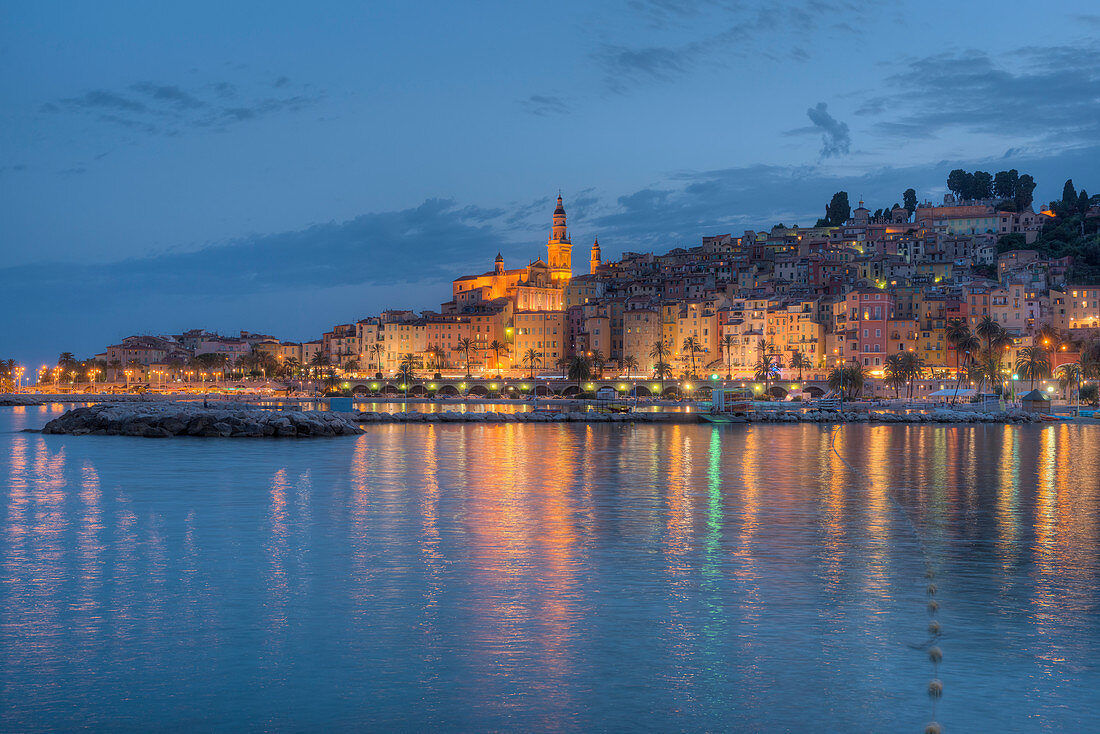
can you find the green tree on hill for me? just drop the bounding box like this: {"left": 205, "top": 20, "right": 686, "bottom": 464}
{"left": 903, "top": 188, "right": 917, "bottom": 216}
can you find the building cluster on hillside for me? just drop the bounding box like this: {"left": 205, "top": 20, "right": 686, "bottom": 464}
{"left": 97, "top": 193, "right": 1100, "bottom": 382}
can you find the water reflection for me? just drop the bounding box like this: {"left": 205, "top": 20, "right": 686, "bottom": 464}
{"left": 1, "top": 408, "right": 1100, "bottom": 731}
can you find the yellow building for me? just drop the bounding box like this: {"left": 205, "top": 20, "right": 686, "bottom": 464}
{"left": 449, "top": 195, "right": 573, "bottom": 312}
{"left": 513, "top": 311, "right": 567, "bottom": 372}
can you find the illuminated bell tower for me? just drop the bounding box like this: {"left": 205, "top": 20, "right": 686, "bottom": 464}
{"left": 590, "top": 236, "right": 601, "bottom": 274}
{"left": 547, "top": 194, "right": 572, "bottom": 282}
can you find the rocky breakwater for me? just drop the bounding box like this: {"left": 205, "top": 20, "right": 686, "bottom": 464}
{"left": 743, "top": 408, "right": 1046, "bottom": 424}
{"left": 356, "top": 410, "right": 669, "bottom": 424}
{"left": 41, "top": 403, "right": 362, "bottom": 438}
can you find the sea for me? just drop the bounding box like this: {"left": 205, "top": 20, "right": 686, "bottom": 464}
{"left": 2, "top": 404, "right": 1098, "bottom": 732}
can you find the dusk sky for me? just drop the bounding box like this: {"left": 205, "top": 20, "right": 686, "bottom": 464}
{"left": 3, "top": 0, "right": 1099, "bottom": 365}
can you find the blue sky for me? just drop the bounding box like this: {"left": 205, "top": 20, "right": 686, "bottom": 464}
{"left": 2, "top": 0, "right": 1099, "bottom": 365}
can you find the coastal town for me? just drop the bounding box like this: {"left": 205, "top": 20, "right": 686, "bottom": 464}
{"left": 7, "top": 173, "right": 1100, "bottom": 405}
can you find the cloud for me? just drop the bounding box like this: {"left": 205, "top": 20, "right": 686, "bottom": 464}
{"left": 0, "top": 199, "right": 510, "bottom": 300}
{"left": 868, "top": 44, "right": 1100, "bottom": 147}
{"left": 520, "top": 95, "right": 570, "bottom": 116}
{"left": 593, "top": 1, "right": 872, "bottom": 93}
{"left": 594, "top": 45, "right": 695, "bottom": 93}
{"left": 40, "top": 76, "right": 322, "bottom": 137}
{"left": 806, "top": 102, "right": 851, "bottom": 158}
{"left": 130, "top": 82, "right": 205, "bottom": 109}
{"left": 784, "top": 102, "right": 851, "bottom": 159}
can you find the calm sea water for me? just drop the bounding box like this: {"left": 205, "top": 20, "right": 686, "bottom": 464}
{"left": 2, "top": 405, "right": 1099, "bottom": 732}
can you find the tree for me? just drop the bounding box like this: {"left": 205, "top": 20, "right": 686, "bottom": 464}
{"left": 1015, "top": 174, "right": 1036, "bottom": 211}
{"left": 368, "top": 343, "right": 384, "bottom": 375}
{"left": 903, "top": 188, "right": 917, "bottom": 217}
{"left": 621, "top": 355, "right": 639, "bottom": 376}
{"left": 1078, "top": 190, "right": 1090, "bottom": 216}
{"left": 819, "top": 191, "right": 851, "bottom": 227}
{"left": 57, "top": 352, "right": 78, "bottom": 368}
{"left": 653, "top": 360, "right": 674, "bottom": 385}
{"left": 994, "top": 169, "right": 1018, "bottom": 199}
{"left": 487, "top": 339, "right": 508, "bottom": 376}
{"left": 827, "top": 364, "right": 865, "bottom": 401}
{"left": 555, "top": 354, "right": 570, "bottom": 378}
{"left": 900, "top": 351, "right": 925, "bottom": 399}
{"left": 972, "top": 170, "right": 993, "bottom": 200}
{"left": 589, "top": 349, "right": 605, "bottom": 378}
{"left": 753, "top": 354, "right": 778, "bottom": 398}
{"left": 567, "top": 354, "right": 590, "bottom": 387}
{"left": 883, "top": 354, "right": 906, "bottom": 398}
{"left": 947, "top": 169, "right": 969, "bottom": 200}
{"left": 1062, "top": 179, "right": 1077, "bottom": 208}
{"left": 1056, "top": 362, "right": 1080, "bottom": 401}
{"left": 343, "top": 359, "right": 360, "bottom": 373}
{"left": 522, "top": 348, "right": 542, "bottom": 379}
{"left": 975, "top": 315, "right": 1001, "bottom": 353}
{"left": 1015, "top": 346, "right": 1050, "bottom": 389}
{"left": 649, "top": 339, "right": 671, "bottom": 368}
{"left": 1082, "top": 339, "right": 1100, "bottom": 380}
{"left": 457, "top": 337, "right": 474, "bottom": 378}
{"left": 945, "top": 319, "right": 972, "bottom": 376}
{"left": 789, "top": 350, "right": 811, "bottom": 381}
{"left": 681, "top": 337, "right": 702, "bottom": 378}
{"left": 720, "top": 334, "right": 736, "bottom": 379}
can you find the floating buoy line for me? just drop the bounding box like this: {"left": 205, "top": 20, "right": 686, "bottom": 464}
{"left": 829, "top": 424, "right": 944, "bottom": 733}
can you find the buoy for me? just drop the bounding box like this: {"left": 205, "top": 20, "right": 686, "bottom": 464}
{"left": 928, "top": 621, "right": 941, "bottom": 635}
{"left": 924, "top": 723, "right": 942, "bottom": 734}
{"left": 925, "top": 569, "right": 935, "bottom": 579}
{"left": 928, "top": 679, "right": 944, "bottom": 699}
{"left": 928, "top": 646, "right": 943, "bottom": 664}
{"left": 927, "top": 584, "right": 937, "bottom": 595}
{"left": 928, "top": 601, "right": 939, "bottom": 614}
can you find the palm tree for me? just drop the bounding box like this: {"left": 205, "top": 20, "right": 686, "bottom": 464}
{"left": 457, "top": 337, "right": 474, "bottom": 378}
{"left": 650, "top": 339, "right": 671, "bottom": 370}
{"left": 654, "top": 360, "right": 674, "bottom": 382}
{"left": 368, "top": 343, "right": 385, "bottom": 375}
{"left": 899, "top": 351, "right": 925, "bottom": 399}
{"left": 621, "top": 355, "right": 639, "bottom": 376}
{"left": 950, "top": 334, "right": 981, "bottom": 404}
{"left": 945, "top": 318, "right": 972, "bottom": 378}
{"left": 883, "top": 354, "right": 906, "bottom": 398}
{"left": 827, "top": 364, "right": 866, "bottom": 401}
{"left": 975, "top": 315, "right": 1000, "bottom": 353}
{"left": 567, "top": 354, "right": 591, "bottom": 388}
{"left": 487, "top": 339, "right": 508, "bottom": 376}
{"left": 522, "top": 348, "right": 542, "bottom": 379}
{"left": 1079, "top": 339, "right": 1100, "bottom": 380}
{"left": 720, "top": 334, "right": 736, "bottom": 379}
{"left": 753, "top": 354, "right": 778, "bottom": 398}
{"left": 1036, "top": 323, "right": 1062, "bottom": 352}
{"left": 589, "top": 349, "right": 605, "bottom": 378}
{"left": 1015, "top": 346, "right": 1051, "bottom": 389}
{"left": 788, "top": 350, "right": 810, "bottom": 381}
{"left": 1056, "top": 362, "right": 1081, "bottom": 401}
{"left": 681, "top": 336, "right": 702, "bottom": 378}
{"left": 396, "top": 360, "right": 414, "bottom": 404}
{"left": 555, "top": 354, "right": 570, "bottom": 378}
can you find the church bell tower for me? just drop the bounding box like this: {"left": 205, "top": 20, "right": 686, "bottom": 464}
{"left": 547, "top": 194, "right": 572, "bottom": 282}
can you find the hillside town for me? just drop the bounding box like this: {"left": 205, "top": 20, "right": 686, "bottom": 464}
{"left": 11, "top": 177, "right": 1100, "bottom": 401}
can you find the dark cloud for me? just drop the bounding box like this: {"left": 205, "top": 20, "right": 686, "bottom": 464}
{"left": 520, "top": 95, "right": 570, "bottom": 116}
{"left": 0, "top": 199, "right": 508, "bottom": 300}
{"left": 868, "top": 44, "right": 1100, "bottom": 146}
{"left": 594, "top": 1, "right": 872, "bottom": 93}
{"left": 806, "top": 102, "right": 851, "bottom": 158}
{"left": 41, "top": 77, "right": 322, "bottom": 138}
{"left": 595, "top": 45, "right": 694, "bottom": 94}
{"left": 784, "top": 102, "right": 851, "bottom": 159}
{"left": 130, "top": 82, "right": 205, "bottom": 109}
{"left": 58, "top": 89, "right": 148, "bottom": 113}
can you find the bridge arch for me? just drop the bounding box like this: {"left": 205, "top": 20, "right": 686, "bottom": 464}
{"left": 437, "top": 384, "right": 460, "bottom": 397}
